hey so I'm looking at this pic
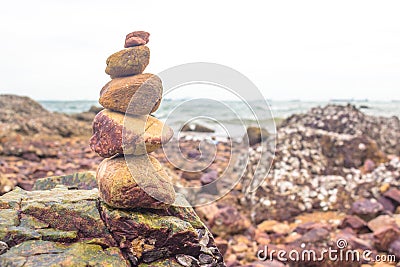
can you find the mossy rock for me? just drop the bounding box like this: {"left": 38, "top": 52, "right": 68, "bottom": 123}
{"left": 19, "top": 214, "right": 49, "bottom": 229}
{"left": 0, "top": 185, "right": 225, "bottom": 266}
{"left": 0, "top": 209, "right": 19, "bottom": 227}
{"left": 32, "top": 172, "right": 97, "bottom": 191}
{"left": 0, "top": 187, "right": 27, "bottom": 209}
{"left": 138, "top": 258, "right": 182, "bottom": 266}
{"left": 0, "top": 186, "right": 114, "bottom": 249}
{"left": 167, "top": 194, "right": 204, "bottom": 229}
{"left": 101, "top": 202, "right": 200, "bottom": 263}
{"left": 0, "top": 226, "right": 42, "bottom": 247}
{"left": 0, "top": 240, "right": 128, "bottom": 267}
{"left": 20, "top": 187, "right": 110, "bottom": 239}
{"left": 37, "top": 228, "right": 78, "bottom": 242}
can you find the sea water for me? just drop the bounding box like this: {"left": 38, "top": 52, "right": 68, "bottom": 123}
{"left": 39, "top": 99, "right": 400, "bottom": 138}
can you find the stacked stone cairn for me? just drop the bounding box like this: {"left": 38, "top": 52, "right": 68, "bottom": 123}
{"left": 88, "top": 31, "right": 225, "bottom": 266}
{"left": 90, "top": 31, "right": 175, "bottom": 209}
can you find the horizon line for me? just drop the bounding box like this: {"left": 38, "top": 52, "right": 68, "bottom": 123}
{"left": 35, "top": 98, "right": 400, "bottom": 103}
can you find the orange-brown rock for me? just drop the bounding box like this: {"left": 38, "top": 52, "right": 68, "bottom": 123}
{"left": 99, "top": 74, "right": 162, "bottom": 115}
{"left": 105, "top": 46, "right": 150, "bottom": 78}
{"left": 90, "top": 110, "right": 173, "bottom": 158}
{"left": 97, "top": 155, "right": 175, "bottom": 209}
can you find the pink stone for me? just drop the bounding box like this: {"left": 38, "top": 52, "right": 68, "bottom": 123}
{"left": 124, "top": 31, "right": 150, "bottom": 48}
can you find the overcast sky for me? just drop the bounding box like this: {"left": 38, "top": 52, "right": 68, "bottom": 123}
{"left": 0, "top": 0, "right": 399, "bottom": 101}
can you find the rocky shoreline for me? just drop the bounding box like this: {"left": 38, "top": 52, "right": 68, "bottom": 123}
{"left": 0, "top": 94, "right": 99, "bottom": 193}
{"left": 1, "top": 95, "right": 400, "bottom": 266}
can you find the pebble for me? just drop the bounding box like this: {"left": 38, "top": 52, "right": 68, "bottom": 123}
{"left": 124, "top": 31, "right": 150, "bottom": 48}
{"left": 176, "top": 254, "right": 200, "bottom": 267}
{"left": 0, "top": 241, "right": 8, "bottom": 255}
{"left": 351, "top": 199, "right": 384, "bottom": 221}
{"left": 383, "top": 188, "right": 400, "bottom": 204}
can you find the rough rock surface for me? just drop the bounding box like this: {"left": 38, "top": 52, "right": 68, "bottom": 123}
{"left": 70, "top": 105, "right": 103, "bottom": 122}
{"left": 0, "top": 94, "right": 91, "bottom": 137}
{"left": 0, "top": 240, "right": 128, "bottom": 267}
{"left": 125, "top": 31, "right": 150, "bottom": 48}
{"left": 0, "top": 187, "right": 114, "bottom": 250}
{"left": 100, "top": 193, "right": 224, "bottom": 266}
{"left": 100, "top": 204, "right": 222, "bottom": 265}
{"left": 244, "top": 105, "right": 395, "bottom": 223}
{"left": 0, "top": 174, "right": 14, "bottom": 194}
{"left": 0, "top": 178, "right": 225, "bottom": 266}
{"left": 100, "top": 74, "right": 162, "bottom": 115}
{"left": 153, "top": 104, "right": 400, "bottom": 265}
{"left": 90, "top": 109, "right": 173, "bottom": 157}
{"left": 138, "top": 259, "right": 182, "bottom": 266}
{"left": 32, "top": 171, "right": 97, "bottom": 191}
{"left": 181, "top": 123, "right": 215, "bottom": 133}
{"left": 105, "top": 46, "right": 150, "bottom": 78}
{"left": 97, "top": 156, "right": 175, "bottom": 209}
{"left": 245, "top": 126, "right": 269, "bottom": 146}
{"left": 281, "top": 104, "right": 400, "bottom": 155}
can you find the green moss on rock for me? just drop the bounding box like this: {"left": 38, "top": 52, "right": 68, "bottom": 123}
{"left": 138, "top": 258, "right": 182, "bottom": 267}
{"left": 20, "top": 187, "right": 110, "bottom": 238}
{"left": 0, "top": 209, "right": 19, "bottom": 227}
{"left": 0, "top": 181, "right": 224, "bottom": 266}
{"left": 32, "top": 171, "right": 97, "bottom": 191}
{"left": 167, "top": 194, "right": 205, "bottom": 229}
{"left": 0, "top": 187, "right": 26, "bottom": 209}
{"left": 0, "top": 240, "right": 128, "bottom": 267}
{"left": 19, "top": 214, "right": 49, "bottom": 229}
{"left": 101, "top": 202, "right": 200, "bottom": 263}
{"left": 37, "top": 228, "right": 78, "bottom": 242}
{"left": 0, "top": 226, "right": 41, "bottom": 247}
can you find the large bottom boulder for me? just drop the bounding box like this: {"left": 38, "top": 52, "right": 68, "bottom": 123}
{"left": 0, "top": 174, "right": 225, "bottom": 267}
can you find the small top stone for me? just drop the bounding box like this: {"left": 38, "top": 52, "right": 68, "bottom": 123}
{"left": 124, "top": 31, "right": 150, "bottom": 48}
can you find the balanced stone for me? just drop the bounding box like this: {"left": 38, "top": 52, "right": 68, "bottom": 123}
{"left": 97, "top": 155, "right": 175, "bottom": 209}
{"left": 124, "top": 31, "right": 150, "bottom": 48}
{"left": 105, "top": 46, "right": 150, "bottom": 78}
{"left": 99, "top": 73, "right": 162, "bottom": 115}
{"left": 90, "top": 109, "right": 173, "bottom": 158}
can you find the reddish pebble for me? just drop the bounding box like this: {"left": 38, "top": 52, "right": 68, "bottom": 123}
{"left": 124, "top": 31, "right": 150, "bottom": 48}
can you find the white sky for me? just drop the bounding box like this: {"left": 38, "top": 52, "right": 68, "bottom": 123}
{"left": 0, "top": 0, "right": 399, "bottom": 101}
